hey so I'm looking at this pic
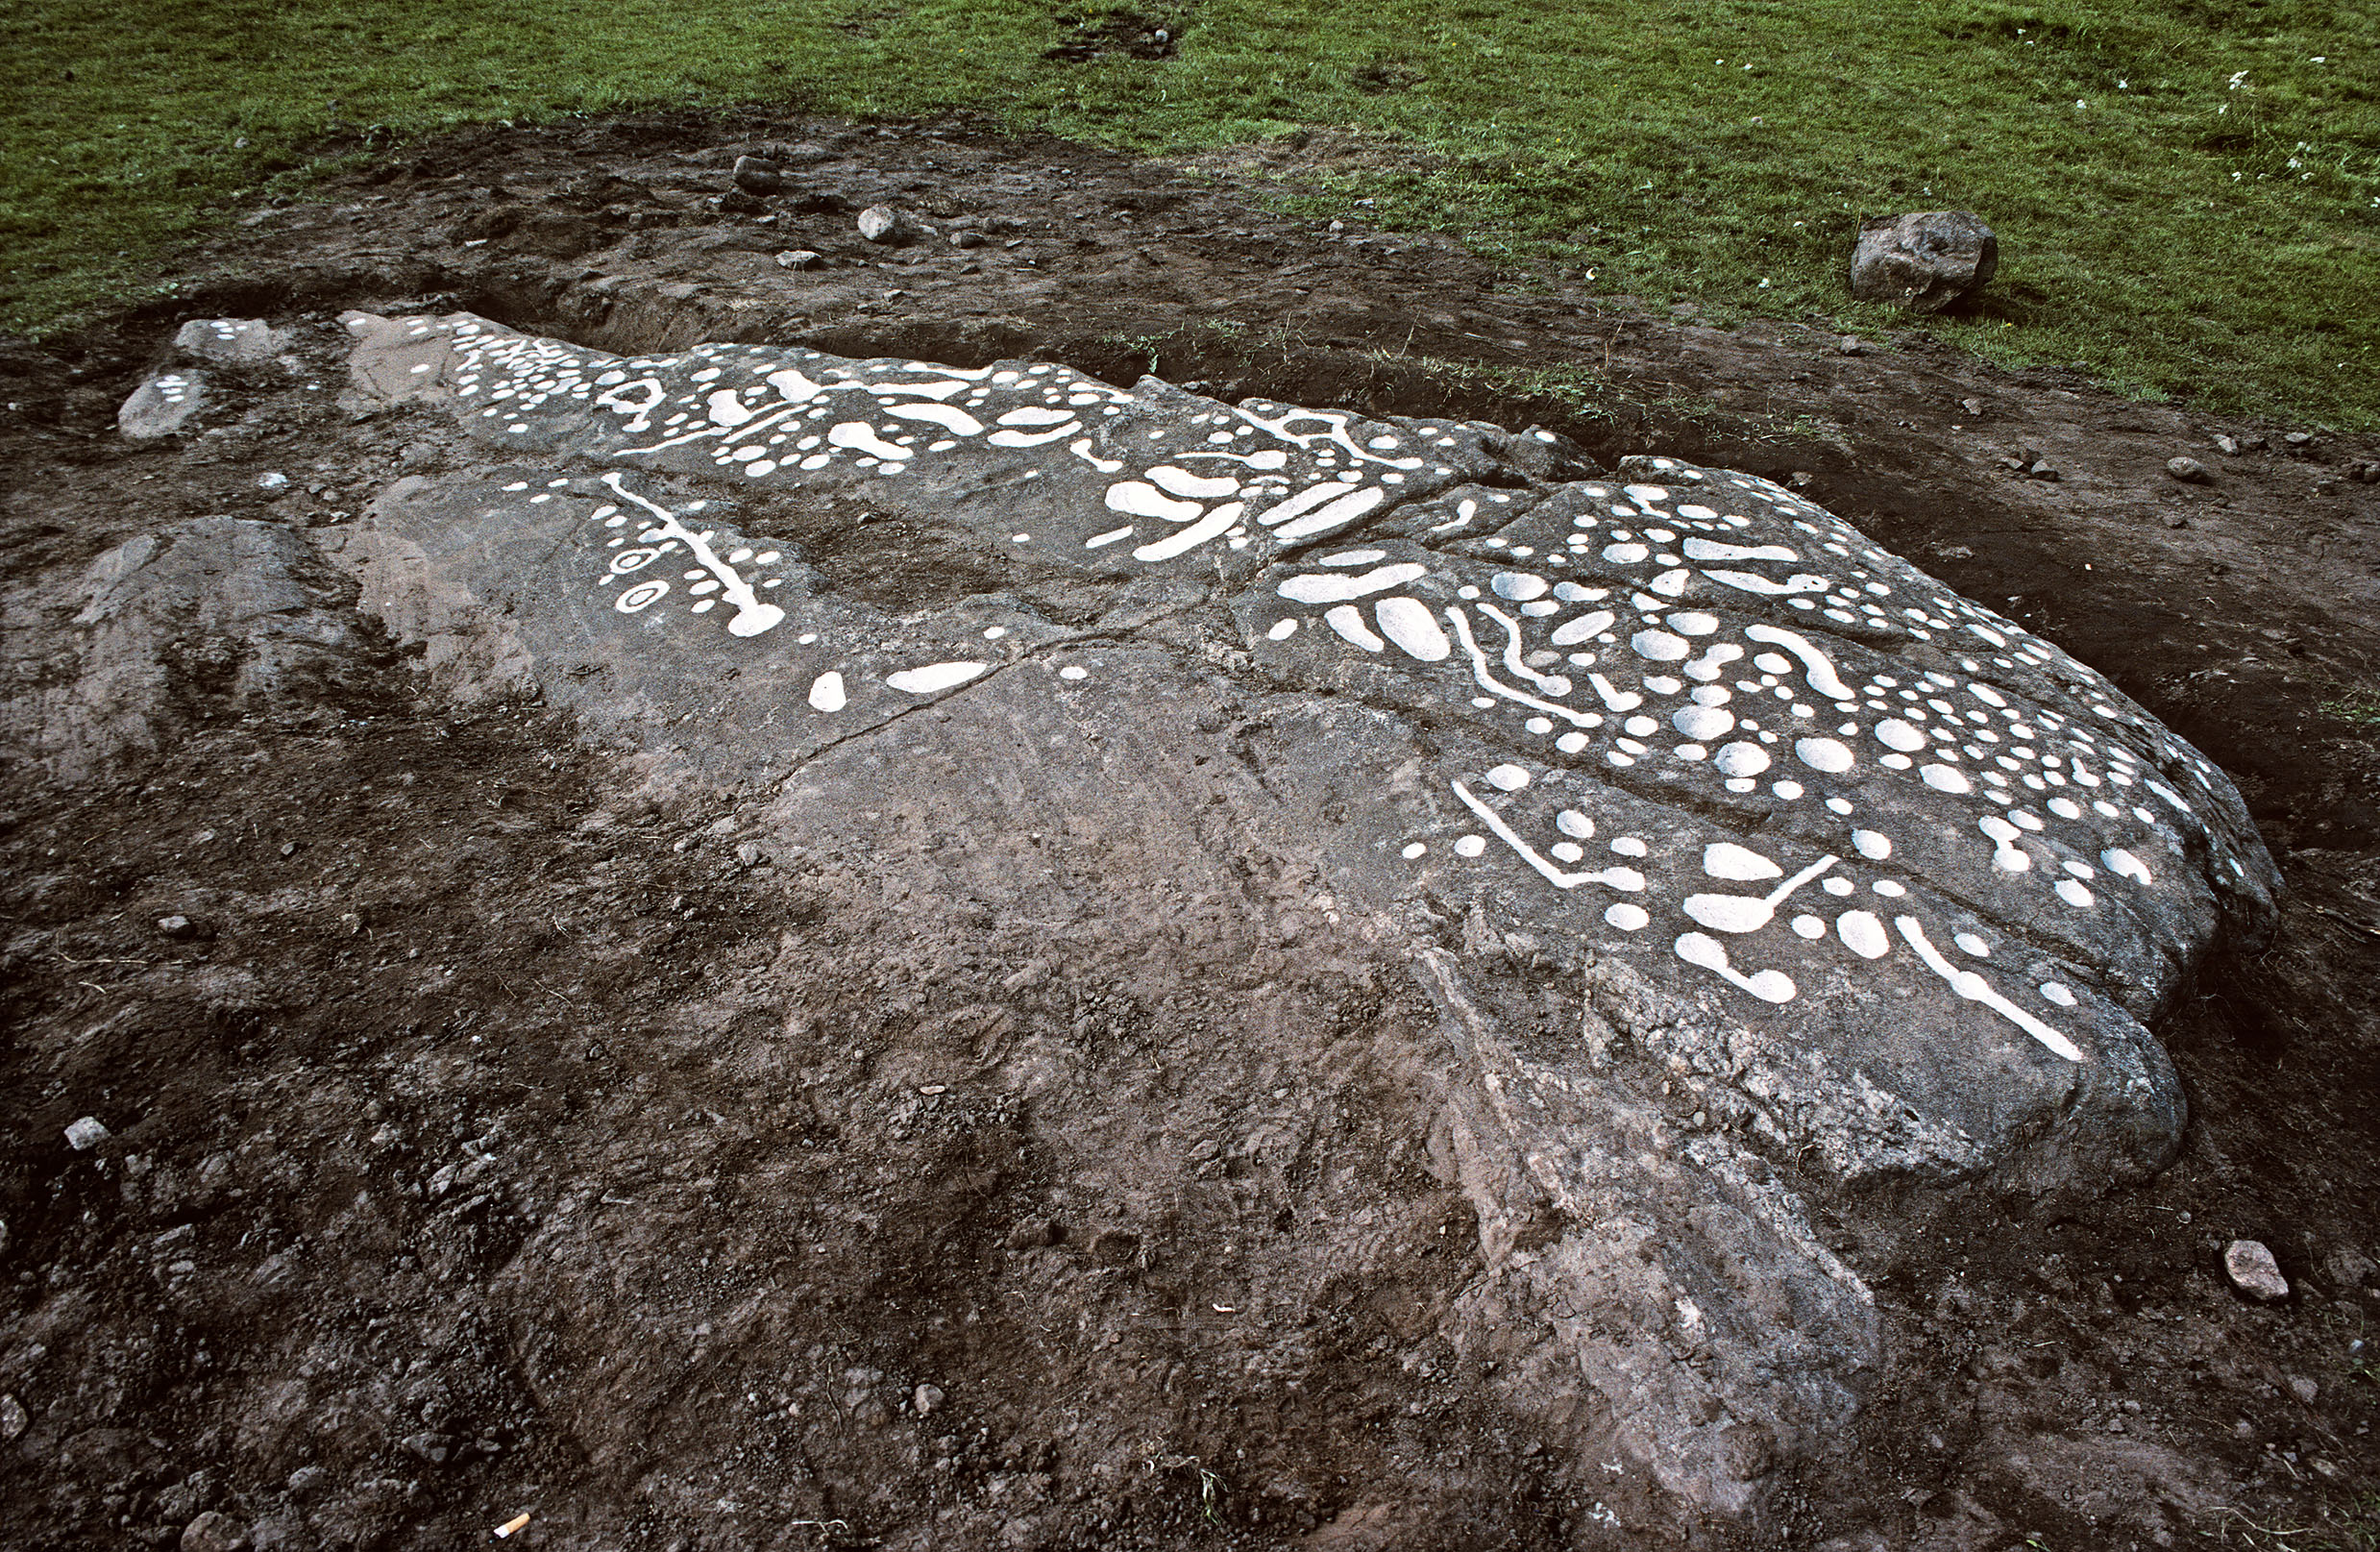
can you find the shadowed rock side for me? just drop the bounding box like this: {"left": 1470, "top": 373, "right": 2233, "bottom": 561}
{"left": 321, "top": 308, "right": 2279, "bottom": 1517}
{"left": 3, "top": 515, "right": 380, "bottom": 783}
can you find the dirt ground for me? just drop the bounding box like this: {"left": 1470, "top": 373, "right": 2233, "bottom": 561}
{"left": 0, "top": 111, "right": 2374, "bottom": 1551}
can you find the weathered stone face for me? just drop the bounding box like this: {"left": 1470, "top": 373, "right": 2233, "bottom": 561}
{"left": 331, "top": 308, "right": 2278, "bottom": 1510}
{"left": 1849, "top": 209, "right": 2000, "bottom": 313}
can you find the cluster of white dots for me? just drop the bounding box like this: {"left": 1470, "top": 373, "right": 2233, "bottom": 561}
{"left": 1252, "top": 456, "right": 2250, "bottom": 1026}
{"left": 385, "top": 316, "right": 2251, "bottom": 1040}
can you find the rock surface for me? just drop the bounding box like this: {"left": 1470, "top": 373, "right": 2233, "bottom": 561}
{"left": 323, "top": 308, "right": 2279, "bottom": 1511}
{"left": 118, "top": 318, "right": 293, "bottom": 438}
{"left": 178, "top": 1509, "right": 246, "bottom": 1552}
{"left": 1849, "top": 211, "right": 1999, "bottom": 313}
{"left": 118, "top": 369, "right": 208, "bottom": 439}
{"left": 2, "top": 515, "right": 379, "bottom": 782}
{"left": 172, "top": 317, "right": 287, "bottom": 367}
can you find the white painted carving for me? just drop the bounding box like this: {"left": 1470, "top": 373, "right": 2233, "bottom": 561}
{"left": 383, "top": 315, "right": 2256, "bottom": 1069}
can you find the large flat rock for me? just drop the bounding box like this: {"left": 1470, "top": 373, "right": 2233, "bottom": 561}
{"left": 327, "top": 308, "right": 2280, "bottom": 1513}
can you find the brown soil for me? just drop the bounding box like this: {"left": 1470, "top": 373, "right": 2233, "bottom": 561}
{"left": 0, "top": 111, "right": 2373, "bottom": 1551}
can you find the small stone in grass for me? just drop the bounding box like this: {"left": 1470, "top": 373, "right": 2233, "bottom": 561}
{"left": 731, "top": 156, "right": 786, "bottom": 195}
{"left": 857, "top": 205, "right": 909, "bottom": 244}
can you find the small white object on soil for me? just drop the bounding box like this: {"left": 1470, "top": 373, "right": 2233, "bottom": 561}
{"left": 2223, "top": 1239, "right": 2290, "bottom": 1302}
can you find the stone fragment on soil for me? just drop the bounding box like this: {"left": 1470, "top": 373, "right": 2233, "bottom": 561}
{"left": 1849, "top": 210, "right": 1999, "bottom": 313}
{"left": 173, "top": 317, "right": 286, "bottom": 367}
{"left": 2167, "top": 456, "right": 2215, "bottom": 484}
{"left": 0, "top": 1393, "right": 25, "bottom": 1441}
{"left": 323, "top": 307, "right": 2281, "bottom": 1516}
{"left": 774, "top": 249, "right": 823, "bottom": 270}
{"left": 64, "top": 1116, "right": 110, "bottom": 1150}
{"left": 402, "top": 1430, "right": 454, "bottom": 1464}
{"left": 857, "top": 204, "right": 910, "bottom": 243}
{"left": 2224, "top": 1238, "right": 2290, "bottom": 1301}
{"left": 12, "top": 515, "right": 377, "bottom": 781}
{"left": 118, "top": 370, "right": 208, "bottom": 439}
{"left": 731, "top": 155, "right": 786, "bottom": 195}
{"left": 178, "top": 1510, "right": 245, "bottom": 1552}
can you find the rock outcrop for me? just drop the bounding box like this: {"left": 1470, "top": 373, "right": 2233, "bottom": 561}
{"left": 6, "top": 515, "right": 378, "bottom": 781}
{"left": 317, "top": 308, "right": 2280, "bottom": 1516}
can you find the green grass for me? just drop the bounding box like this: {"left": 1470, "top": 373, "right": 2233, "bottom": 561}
{"left": 4, "top": 0, "right": 2375, "bottom": 427}
{"left": 2317, "top": 676, "right": 2380, "bottom": 726}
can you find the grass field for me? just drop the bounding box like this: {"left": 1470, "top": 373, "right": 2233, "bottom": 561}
{"left": 3, "top": 0, "right": 2374, "bottom": 427}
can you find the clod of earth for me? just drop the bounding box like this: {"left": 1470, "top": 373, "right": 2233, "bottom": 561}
{"left": 731, "top": 155, "right": 787, "bottom": 196}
